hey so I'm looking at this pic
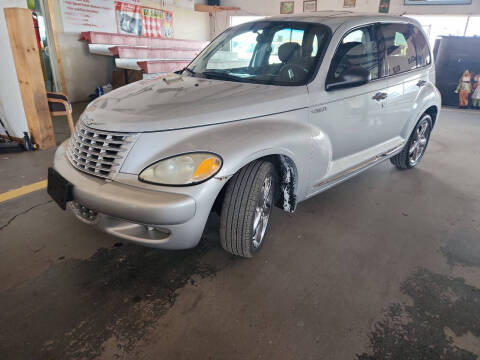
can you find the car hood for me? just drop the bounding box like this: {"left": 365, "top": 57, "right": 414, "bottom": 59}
{"left": 82, "top": 74, "right": 309, "bottom": 133}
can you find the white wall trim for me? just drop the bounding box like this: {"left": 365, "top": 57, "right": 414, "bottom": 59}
{"left": 0, "top": 0, "right": 30, "bottom": 138}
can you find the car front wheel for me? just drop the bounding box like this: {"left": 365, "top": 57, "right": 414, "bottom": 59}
{"left": 390, "top": 113, "right": 433, "bottom": 169}
{"left": 220, "top": 160, "right": 276, "bottom": 258}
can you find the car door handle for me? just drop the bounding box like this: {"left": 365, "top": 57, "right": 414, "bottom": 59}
{"left": 417, "top": 80, "right": 427, "bottom": 87}
{"left": 372, "top": 92, "right": 388, "bottom": 101}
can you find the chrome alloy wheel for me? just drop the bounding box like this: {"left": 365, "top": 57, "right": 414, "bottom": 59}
{"left": 409, "top": 118, "right": 430, "bottom": 166}
{"left": 252, "top": 176, "right": 274, "bottom": 249}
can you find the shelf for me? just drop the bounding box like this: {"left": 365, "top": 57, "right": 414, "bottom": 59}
{"left": 194, "top": 4, "right": 240, "bottom": 12}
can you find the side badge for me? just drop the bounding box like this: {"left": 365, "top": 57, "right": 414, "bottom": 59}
{"left": 312, "top": 105, "right": 327, "bottom": 114}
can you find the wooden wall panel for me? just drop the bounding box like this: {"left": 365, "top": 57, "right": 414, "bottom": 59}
{"left": 4, "top": 7, "right": 55, "bottom": 149}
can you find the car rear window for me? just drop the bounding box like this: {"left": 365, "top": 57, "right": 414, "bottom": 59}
{"left": 379, "top": 23, "right": 418, "bottom": 76}
{"left": 378, "top": 23, "right": 431, "bottom": 77}
{"left": 411, "top": 25, "right": 431, "bottom": 67}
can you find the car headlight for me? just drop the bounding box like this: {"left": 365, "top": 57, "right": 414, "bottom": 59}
{"left": 139, "top": 153, "right": 222, "bottom": 186}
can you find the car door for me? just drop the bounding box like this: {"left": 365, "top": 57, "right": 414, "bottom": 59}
{"left": 308, "top": 25, "right": 391, "bottom": 187}
{"left": 378, "top": 23, "right": 430, "bottom": 141}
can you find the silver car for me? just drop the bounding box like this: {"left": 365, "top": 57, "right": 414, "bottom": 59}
{"left": 48, "top": 14, "right": 441, "bottom": 257}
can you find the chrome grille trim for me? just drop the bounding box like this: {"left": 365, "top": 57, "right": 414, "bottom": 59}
{"left": 71, "top": 137, "right": 125, "bottom": 153}
{"left": 68, "top": 145, "right": 124, "bottom": 160}
{"left": 68, "top": 149, "right": 120, "bottom": 167}
{"left": 67, "top": 121, "right": 137, "bottom": 179}
{"left": 74, "top": 131, "right": 134, "bottom": 145}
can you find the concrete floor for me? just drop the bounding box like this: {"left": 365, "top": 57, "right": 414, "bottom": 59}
{"left": 1, "top": 107, "right": 480, "bottom": 360}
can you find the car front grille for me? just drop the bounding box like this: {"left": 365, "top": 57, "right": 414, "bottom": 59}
{"left": 66, "top": 121, "right": 137, "bottom": 179}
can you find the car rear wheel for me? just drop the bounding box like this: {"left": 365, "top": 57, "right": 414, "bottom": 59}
{"left": 220, "top": 160, "right": 276, "bottom": 258}
{"left": 390, "top": 114, "right": 433, "bottom": 169}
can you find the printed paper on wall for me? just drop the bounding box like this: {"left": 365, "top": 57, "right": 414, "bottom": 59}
{"left": 60, "top": 0, "right": 174, "bottom": 37}
{"left": 379, "top": 0, "right": 390, "bottom": 13}
{"left": 60, "top": 0, "right": 117, "bottom": 33}
{"left": 115, "top": 2, "right": 173, "bottom": 37}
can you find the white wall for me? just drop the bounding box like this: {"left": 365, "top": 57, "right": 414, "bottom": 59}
{"left": 220, "top": 0, "right": 480, "bottom": 16}
{"left": 52, "top": 0, "right": 210, "bottom": 102}
{"left": 0, "top": 0, "right": 29, "bottom": 138}
{"left": 210, "top": 0, "right": 480, "bottom": 38}
{"left": 165, "top": 4, "right": 210, "bottom": 40}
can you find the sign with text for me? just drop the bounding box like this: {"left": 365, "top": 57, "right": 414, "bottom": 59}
{"left": 60, "top": 0, "right": 174, "bottom": 36}
{"left": 60, "top": 0, "right": 117, "bottom": 33}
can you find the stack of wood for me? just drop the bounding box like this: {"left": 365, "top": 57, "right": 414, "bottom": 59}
{"left": 79, "top": 31, "right": 209, "bottom": 87}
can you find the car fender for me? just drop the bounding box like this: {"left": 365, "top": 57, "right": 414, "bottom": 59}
{"left": 401, "top": 83, "right": 441, "bottom": 139}
{"left": 121, "top": 108, "right": 332, "bottom": 204}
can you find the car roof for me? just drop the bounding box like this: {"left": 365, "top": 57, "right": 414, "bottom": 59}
{"left": 253, "top": 12, "right": 421, "bottom": 32}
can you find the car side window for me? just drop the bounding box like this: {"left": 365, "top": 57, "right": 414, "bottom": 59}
{"left": 379, "top": 23, "right": 417, "bottom": 76}
{"left": 411, "top": 25, "right": 431, "bottom": 67}
{"left": 327, "top": 26, "right": 379, "bottom": 84}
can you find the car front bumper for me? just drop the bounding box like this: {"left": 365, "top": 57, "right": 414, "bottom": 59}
{"left": 53, "top": 142, "right": 227, "bottom": 249}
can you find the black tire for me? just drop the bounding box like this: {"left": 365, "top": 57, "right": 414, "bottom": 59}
{"left": 390, "top": 113, "right": 433, "bottom": 170}
{"left": 220, "top": 160, "right": 276, "bottom": 258}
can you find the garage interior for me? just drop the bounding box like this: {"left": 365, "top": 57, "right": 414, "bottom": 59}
{"left": 1, "top": 0, "right": 480, "bottom": 359}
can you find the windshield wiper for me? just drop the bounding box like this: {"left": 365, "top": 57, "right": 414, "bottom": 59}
{"left": 183, "top": 67, "right": 196, "bottom": 76}
{"left": 199, "top": 70, "right": 244, "bottom": 82}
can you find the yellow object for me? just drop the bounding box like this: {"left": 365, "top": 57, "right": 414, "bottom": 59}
{"left": 0, "top": 180, "right": 47, "bottom": 203}
{"left": 193, "top": 157, "right": 221, "bottom": 179}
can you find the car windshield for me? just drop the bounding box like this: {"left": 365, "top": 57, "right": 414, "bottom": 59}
{"left": 187, "top": 21, "right": 330, "bottom": 86}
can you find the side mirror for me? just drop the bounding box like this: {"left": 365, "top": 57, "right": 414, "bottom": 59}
{"left": 325, "top": 66, "right": 370, "bottom": 91}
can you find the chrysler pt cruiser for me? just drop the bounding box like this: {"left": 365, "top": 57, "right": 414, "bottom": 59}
{"left": 48, "top": 14, "right": 441, "bottom": 257}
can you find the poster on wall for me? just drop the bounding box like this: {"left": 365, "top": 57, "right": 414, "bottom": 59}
{"left": 60, "top": 0, "right": 174, "bottom": 37}
{"left": 60, "top": 0, "right": 117, "bottom": 33}
{"left": 343, "top": 0, "right": 356, "bottom": 7}
{"left": 280, "top": 1, "right": 294, "bottom": 14}
{"left": 404, "top": 0, "right": 471, "bottom": 4}
{"left": 115, "top": 2, "right": 173, "bottom": 37}
{"left": 303, "top": 1, "right": 317, "bottom": 12}
{"left": 379, "top": 0, "right": 390, "bottom": 13}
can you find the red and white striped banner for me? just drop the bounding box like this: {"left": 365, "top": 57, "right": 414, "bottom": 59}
{"left": 115, "top": 1, "right": 173, "bottom": 38}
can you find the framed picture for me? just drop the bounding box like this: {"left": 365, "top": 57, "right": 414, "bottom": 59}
{"left": 405, "top": 0, "right": 471, "bottom": 4}
{"left": 303, "top": 0, "right": 317, "bottom": 12}
{"left": 379, "top": 0, "right": 390, "bottom": 13}
{"left": 343, "top": 0, "right": 356, "bottom": 7}
{"left": 280, "top": 1, "right": 294, "bottom": 14}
